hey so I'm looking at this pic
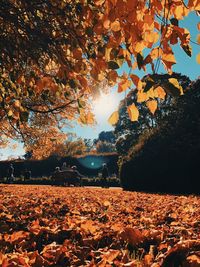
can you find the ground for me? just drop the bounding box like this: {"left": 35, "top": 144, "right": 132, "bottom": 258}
{"left": 0, "top": 185, "right": 200, "bottom": 266}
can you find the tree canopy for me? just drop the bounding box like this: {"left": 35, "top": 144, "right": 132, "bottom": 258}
{"left": 120, "top": 77, "right": 200, "bottom": 193}
{"left": 114, "top": 73, "right": 191, "bottom": 155}
{"left": 0, "top": 0, "right": 200, "bottom": 157}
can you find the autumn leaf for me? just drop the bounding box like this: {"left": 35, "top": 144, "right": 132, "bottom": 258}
{"left": 162, "top": 78, "right": 184, "bottom": 96}
{"left": 103, "top": 19, "right": 110, "bottom": 29}
{"left": 108, "top": 60, "right": 120, "bottom": 70}
{"left": 154, "top": 86, "right": 166, "bottom": 100}
{"left": 118, "top": 79, "right": 131, "bottom": 93}
{"left": 146, "top": 100, "right": 157, "bottom": 115}
{"left": 127, "top": 104, "right": 139, "bottom": 121}
{"left": 130, "top": 74, "right": 139, "bottom": 87}
{"left": 150, "top": 47, "right": 163, "bottom": 60}
{"left": 181, "top": 44, "right": 192, "bottom": 57}
{"left": 136, "top": 53, "right": 144, "bottom": 70}
{"left": 143, "top": 77, "right": 155, "bottom": 92}
{"left": 81, "top": 220, "right": 98, "bottom": 234}
{"left": 130, "top": 74, "right": 143, "bottom": 90}
{"left": 108, "top": 110, "right": 119, "bottom": 125}
{"left": 111, "top": 20, "right": 121, "bottom": 32}
{"left": 119, "top": 227, "right": 144, "bottom": 246}
{"left": 7, "top": 110, "right": 13, "bottom": 117}
{"left": 162, "top": 53, "right": 176, "bottom": 71}
{"left": 105, "top": 48, "right": 112, "bottom": 61}
{"left": 137, "top": 91, "right": 149, "bottom": 103}
{"left": 102, "top": 250, "right": 120, "bottom": 264}
{"left": 196, "top": 53, "right": 200, "bottom": 64}
{"left": 197, "top": 34, "right": 200, "bottom": 44}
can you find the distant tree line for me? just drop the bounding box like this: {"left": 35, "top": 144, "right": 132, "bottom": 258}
{"left": 0, "top": 154, "right": 118, "bottom": 179}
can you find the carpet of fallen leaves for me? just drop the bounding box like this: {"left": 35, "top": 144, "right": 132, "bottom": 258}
{"left": 0, "top": 185, "right": 200, "bottom": 267}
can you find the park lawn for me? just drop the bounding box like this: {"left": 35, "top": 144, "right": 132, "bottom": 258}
{"left": 0, "top": 185, "right": 199, "bottom": 266}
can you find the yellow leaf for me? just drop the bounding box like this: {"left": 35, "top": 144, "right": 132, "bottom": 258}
{"left": 134, "top": 41, "right": 146, "bottom": 53}
{"left": 146, "top": 100, "right": 157, "bottom": 114}
{"left": 127, "top": 104, "right": 139, "bottom": 122}
{"left": 137, "top": 91, "right": 148, "bottom": 103}
{"left": 162, "top": 53, "right": 176, "bottom": 63}
{"left": 162, "top": 78, "right": 184, "bottom": 96}
{"left": 174, "top": 5, "right": 187, "bottom": 20}
{"left": 168, "top": 78, "right": 184, "bottom": 95}
{"left": 108, "top": 111, "right": 119, "bottom": 125}
{"left": 143, "top": 31, "right": 159, "bottom": 44}
{"left": 105, "top": 47, "right": 112, "bottom": 61}
{"left": 154, "top": 86, "right": 166, "bottom": 100}
{"left": 8, "top": 110, "right": 13, "bottom": 117}
{"left": 146, "top": 87, "right": 155, "bottom": 98}
{"left": 162, "top": 53, "right": 176, "bottom": 71}
{"left": 150, "top": 47, "right": 163, "bottom": 60}
{"left": 111, "top": 20, "right": 121, "bottom": 32}
{"left": 196, "top": 53, "right": 200, "bottom": 64}
{"left": 130, "top": 74, "right": 143, "bottom": 90}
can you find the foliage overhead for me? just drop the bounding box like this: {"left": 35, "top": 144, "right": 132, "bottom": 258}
{"left": 0, "top": 0, "right": 199, "bottom": 155}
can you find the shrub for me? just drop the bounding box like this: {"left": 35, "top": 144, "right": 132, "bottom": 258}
{"left": 120, "top": 78, "right": 200, "bottom": 194}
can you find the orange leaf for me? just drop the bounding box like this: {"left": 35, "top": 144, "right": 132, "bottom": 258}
{"left": 119, "top": 227, "right": 144, "bottom": 246}
{"left": 103, "top": 19, "right": 110, "bottom": 29}
{"left": 146, "top": 100, "right": 157, "bottom": 114}
{"left": 111, "top": 20, "right": 121, "bottom": 32}
{"left": 118, "top": 79, "right": 131, "bottom": 93}
{"left": 130, "top": 74, "right": 140, "bottom": 87}
{"left": 196, "top": 53, "right": 200, "bottom": 64}
{"left": 154, "top": 86, "right": 166, "bottom": 100}
{"left": 162, "top": 52, "right": 176, "bottom": 71}
{"left": 150, "top": 47, "right": 163, "bottom": 60}
{"left": 102, "top": 250, "right": 120, "bottom": 264}
{"left": 127, "top": 104, "right": 139, "bottom": 122}
{"left": 197, "top": 34, "right": 200, "bottom": 44}
{"left": 73, "top": 48, "right": 82, "bottom": 59}
{"left": 137, "top": 91, "right": 148, "bottom": 103}
{"left": 143, "top": 31, "right": 159, "bottom": 44}
{"left": 162, "top": 53, "right": 176, "bottom": 63}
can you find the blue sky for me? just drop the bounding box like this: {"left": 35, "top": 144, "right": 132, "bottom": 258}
{"left": 0, "top": 12, "right": 199, "bottom": 160}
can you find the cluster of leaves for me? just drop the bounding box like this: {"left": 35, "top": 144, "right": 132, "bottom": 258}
{"left": 0, "top": 0, "right": 200, "bottom": 153}
{"left": 0, "top": 185, "right": 199, "bottom": 266}
{"left": 114, "top": 73, "right": 191, "bottom": 155}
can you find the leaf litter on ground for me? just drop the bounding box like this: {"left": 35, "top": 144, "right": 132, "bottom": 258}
{"left": 0, "top": 185, "right": 199, "bottom": 266}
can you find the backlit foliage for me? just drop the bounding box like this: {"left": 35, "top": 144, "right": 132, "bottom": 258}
{"left": 0, "top": 0, "right": 199, "bottom": 153}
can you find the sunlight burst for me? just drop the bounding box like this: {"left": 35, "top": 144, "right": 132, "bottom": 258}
{"left": 92, "top": 93, "right": 118, "bottom": 118}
